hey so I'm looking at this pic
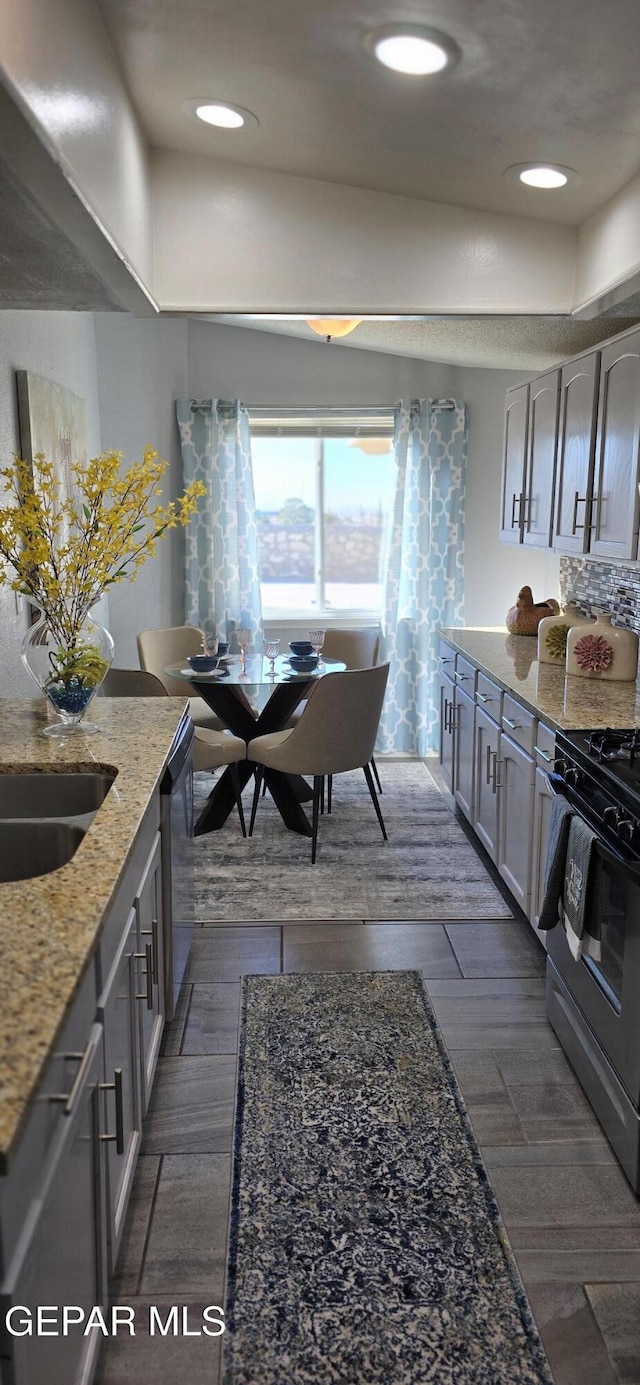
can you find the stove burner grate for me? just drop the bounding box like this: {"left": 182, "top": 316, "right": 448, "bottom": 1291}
{"left": 587, "top": 727, "right": 640, "bottom": 767}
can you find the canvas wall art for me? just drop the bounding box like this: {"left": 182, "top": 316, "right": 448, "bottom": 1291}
{"left": 16, "top": 370, "right": 87, "bottom": 506}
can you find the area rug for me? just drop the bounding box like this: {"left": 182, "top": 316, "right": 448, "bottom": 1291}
{"left": 192, "top": 761, "right": 513, "bottom": 921}
{"left": 223, "top": 971, "right": 552, "bottom": 1385}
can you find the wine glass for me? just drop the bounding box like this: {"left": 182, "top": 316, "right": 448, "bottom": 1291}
{"left": 309, "top": 628, "right": 326, "bottom": 669}
{"left": 264, "top": 637, "right": 280, "bottom": 677}
{"left": 201, "top": 629, "right": 219, "bottom": 657}
{"left": 237, "top": 627, "right": 251, "bottom": 673}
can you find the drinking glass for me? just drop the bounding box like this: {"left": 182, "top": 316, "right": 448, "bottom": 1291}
{"left": 201, "top": 630, "right": 219, "bottom": 657}
{"left": 237, "top": 627, "right": 252, "bottom": 673}
{"left": 309, "top": 628, "right": 326, "bottom": 669}
{"left": 264, "top": 637, "right": 280, "bottom": 677}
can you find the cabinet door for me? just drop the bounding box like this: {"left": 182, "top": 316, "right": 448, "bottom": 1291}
{"left": 524, "top": 370, "right": 560, "bottom": 548}
{"left": 591, "top": 333, "right": 640, "bottom": 560}
{"left": 135, "top": 832, "right": 165, "bottom": 1114}
{"left": 98, "top": 908, "right": 141, "bottom": 1272}
{"left": 439, "top": 669, "right": 455, "bottom": 792}
{"left": 500, "top": 384, "right": 529, "bottom": 543}
{"left": 497, "top": 733, "right": 535, "bottom": 912}
{"left": 453, "top": 684, "right": 475, "bottom": 821}
{"left": 554, "top": 352, "right": 600, "bottom": 553}
{"left": 2, "top": 1026, "right": 105, "bottom": 1385}
{"left": 530, "top": 766, "right": 555, "bottom": 945}
{"left": 474, "top": 707, "right": 500, "bottom": 863}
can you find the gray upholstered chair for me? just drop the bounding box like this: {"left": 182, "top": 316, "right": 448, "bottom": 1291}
{"left": 248, "top": 662, "right": 390, "bottom": 862}
{"left": 284, "top": 625, "right": 383, "bottom": 796}
{"left": 102, "top": 665, "right": 248, "bottom": 834}
{"left": 136, "top": 625, "right": 225, "bottom": 731}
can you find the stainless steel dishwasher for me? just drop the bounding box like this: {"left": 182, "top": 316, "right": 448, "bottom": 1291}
{"left": 160, "top": 712, "right": 195, "bottom": 1020}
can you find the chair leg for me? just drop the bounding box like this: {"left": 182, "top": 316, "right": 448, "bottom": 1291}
{"left": 371, "top": 755, "right": 382, "bottom": 795}
{"left": 230, "top": 761, "right": 247, "bottom": 837}
{"left": 262, "top": 777, "right": 268, "bottom": 797}
{"left": 327, "top": 774, "right": 333, "bottom": 814}
{"left": 249, "top": 766, "right": 263, "bottom": 837}
{"left": 320, "top": 776, "right": 325, "bottom": 814}
{"left": 311, "top": 775, "right": 322, "bottom": 863}
{"left": 363, "top": 763, "right": 388, "bottom": 841}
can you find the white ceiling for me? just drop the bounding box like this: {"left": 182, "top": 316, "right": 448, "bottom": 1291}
{"left": 99, "top": 0, "right": 640, "bottom": 226}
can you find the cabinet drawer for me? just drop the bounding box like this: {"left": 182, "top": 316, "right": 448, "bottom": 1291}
{"left": 453, "top": 654, "right": 476, "bottom": 693}
{"left": 534, "top": 721, "right": 556, "bottom": 768}
{"left": 475, "top": 673, "right": 502, "bottom": 723}
{"left": 438, "top": 639, "right": 456, "bottom": 671}
{"left": 501, "top": 693, "right": 536, "bottom": 755}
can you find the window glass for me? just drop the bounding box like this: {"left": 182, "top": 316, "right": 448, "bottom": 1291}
{"left": 252, "top": 437, "right": 317, "bottom": 610}
{"left": 323, "top": 436, "right": 394, "bottom": 612}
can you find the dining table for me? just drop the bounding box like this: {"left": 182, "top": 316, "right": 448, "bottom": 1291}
{"left": 166, "top": 654, "right": 346, "bottom": 837}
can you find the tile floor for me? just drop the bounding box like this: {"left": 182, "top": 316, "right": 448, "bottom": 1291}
{"left": 95, "top": 910, "right": 640, "bottom": 1385}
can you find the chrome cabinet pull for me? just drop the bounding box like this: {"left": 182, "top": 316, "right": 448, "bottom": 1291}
{"left": 572, "top": 491, "right": 587, "bottom": 534}
{"left": 135, "top": 943, "right": 154, "bottom": 1010}
{"left": 140, "top": 917, "right": 158, "bottom": 984}
{"left": 485, "top": 743, "right": 492, "bottom": 784}
{"left": 476, "top": 691, "right": 493, "bottom": 703}
{"left": 503, "top": 716, "right": 520, "bottom": 730}
{"left": 49, "top": 1041, "right": 95, "bottom": 1116}
{"left": 443, "top": 696, "right": 449, "bottom": 735}
{"left": 510, "top": 492, "right": 522, "bottom": 528}
{"left": 492, "top": 755, "right": 504, "bottom": 794}
{"left": 454, "top": 669, "right": 470, "bottom": 681}
{"left": 100, "top": 1069, "right": 124, "bottom": 1156}
{"left": 439, "top": 655, "right": 453, "bottom": 664}
{"left": 534, "top": 746, "right": 553, "bottom": 762}
{"left": 588, "top": 494, "right": 601, "bottom": 532}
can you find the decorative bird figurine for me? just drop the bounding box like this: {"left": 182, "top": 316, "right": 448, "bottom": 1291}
{"left": 505, "top": 586, "right": 560, "bottom": 636}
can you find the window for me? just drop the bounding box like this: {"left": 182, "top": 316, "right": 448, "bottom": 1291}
{"left": 250, "top": 409, "right": 396, "bottom": 616}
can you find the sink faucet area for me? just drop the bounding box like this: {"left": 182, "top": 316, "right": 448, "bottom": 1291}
{"left": 0, "top": 770, "right": 116, "bottom": 881}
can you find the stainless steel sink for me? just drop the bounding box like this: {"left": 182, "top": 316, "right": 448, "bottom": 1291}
{"left": 0, "top": 772, "right": 114, "bottom": 821}
{"left": 0, "top": 821, "right": 86, "bottom": 882}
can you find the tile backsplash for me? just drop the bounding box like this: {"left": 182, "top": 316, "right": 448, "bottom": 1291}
{"left": 559, "top": 557, "right": 640, "bottom": 634}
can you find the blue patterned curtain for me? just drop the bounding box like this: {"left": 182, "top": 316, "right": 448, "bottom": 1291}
{"left": 177, "top": 399, "right": 263, "bottom": 643}
{"left": 377, "top": 399, "right": 467, "bottom": 756}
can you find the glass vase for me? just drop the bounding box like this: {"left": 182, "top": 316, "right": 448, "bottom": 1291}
{"left": 21, "top": 609, "right": 115, "bottom": 737}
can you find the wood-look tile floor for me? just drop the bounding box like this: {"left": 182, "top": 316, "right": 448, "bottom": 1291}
{"left": 96, "top": 913, "right": 640, "bottom": 1385}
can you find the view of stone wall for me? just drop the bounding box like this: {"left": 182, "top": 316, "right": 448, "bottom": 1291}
{"left": 559, "top": 556, "right": 640, "bottom": 634}
{"left": 257, "top": 522, "right": 382, "bottom": 582}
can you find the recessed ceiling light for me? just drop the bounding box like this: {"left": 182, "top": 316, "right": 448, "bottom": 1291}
{"left": 505, "top": 162, "right": 580, "bottom": 189}
{"left": 183, "top": 99, "right": 259, "bottom": 130}
{"left": 366, "top": 25, "right": 459, "bottom": 76}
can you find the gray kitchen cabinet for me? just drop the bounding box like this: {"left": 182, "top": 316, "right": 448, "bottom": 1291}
{"left": 439, "top": 666, "right": 455, "bottom": 793}
{"left": 553, "top": 351, "right": 600, "bottom": 553}
{"left": 1, "top": 1025, "right": 106, "bottom": 1385}
{"left": 500, "top": 383, "right": 529, "bottom": 542}
{"left": 135, "top": 832, "right": 164, "bottom": 1114}
{"left": 530, "top": 765, "right": 555, "bottom": 947}
{"left": 97, "top": 907, "right": 141, "bottom": 1273}
{"left": 496, "top": 733, "right": 536, "bottom": 912}
{"left": 453, "top": 683, "right": 475, "bottom": 821}
{"left": 590, "top": 331, "right": 640, "bottom": 560}
{"left": 523, "top": 370, "right": 560, "bottom": 548}
{"left": 474, "top": 706, "right": 501, "bottom": 863}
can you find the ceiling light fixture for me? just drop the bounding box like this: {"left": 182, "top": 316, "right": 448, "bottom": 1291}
{"left": 505, "top": 162, "right": 580, "bottom": 189}
{"left": 366, "top": 25, "right": 459, "bottom": 76}
{"left": 183, "top": 99, "right": 259, "bottom": 130}
{"left": 305, "top": 318, "right": 362, "bottom": 343}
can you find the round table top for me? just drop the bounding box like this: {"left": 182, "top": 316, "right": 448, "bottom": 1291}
{"left": 165, "top": 654, "right": 346, "bottom": 689}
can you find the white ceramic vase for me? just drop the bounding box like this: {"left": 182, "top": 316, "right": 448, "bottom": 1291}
{"left": 537, "top": 605, "right": 593, "bottom": 665}
{"left": 566, "top": 611, "right": 639, "bottom": 682}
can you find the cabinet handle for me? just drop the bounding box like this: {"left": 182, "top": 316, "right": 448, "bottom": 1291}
{"left": 588, "top": 494, "right": 601, "bottom": 533}
{"left": 476, "top": 691, "right": 493, "bottom": 703}
{"left": 492, "top": 755, "right": 504, "bottom": 794}
{"left": 534, "top": 746, "right": 553, "bottom": 763}
{"left": 135, "top": 943, "right": 154, "bottom": 1010}
{"left": 485, "top": 743, "right": 492, "bottom": 784}
{"left": 100, "top": 1069, "right": 124, "bottom": 1156}
{"left": 439, "top": 655, "right": 453, "bottom": 664}
{"left": 443, "top": 696, "right": 449, "bottom": 734}
{"left": 454, "top": 669, "right": 470, "bottom": 681}
{"left": 446, "top": 700, "right": 454, "bottom": 734}
{"left": 503, "top": 716, "right": 520, "bottom": 730}
{"left": 510, "top": 492, "right": 521, "bottom": 528}
{"left": 141, "top": 917, "right": 158, "bottom": 984}
{"left": 572, "top": 491, "right": 587, "bottom": 534}
{"left": 49, "top": 1039, "right": 96, "bottom": 1117}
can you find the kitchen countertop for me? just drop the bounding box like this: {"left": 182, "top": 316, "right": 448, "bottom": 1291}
{"left": 439, "top": 627, "right": 640, "bottom": 731}
{"left": 0, "top": 697, "right": 188, "bottom": 1171}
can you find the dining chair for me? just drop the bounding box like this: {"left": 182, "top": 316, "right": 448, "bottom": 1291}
{"left": 284, "top": 625, "right": 383, "bottom": 798}
{"left": 247, "top": 662, "right": 390, "bottom": 862}
{"left": 136, "top": 625, "right": 225, "bottom": 731}
{"left": 102, "top": 666, "right": 248, "bottom": 834}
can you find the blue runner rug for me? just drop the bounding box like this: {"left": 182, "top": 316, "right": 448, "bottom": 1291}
{"left": 223, "top": 971, "right": 553, "bottom": 1385}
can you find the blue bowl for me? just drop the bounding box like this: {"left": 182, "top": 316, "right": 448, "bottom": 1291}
{"left": 289, "top": 641, "right": 314, "bottom": 656}
{"left": 289, "top": 654, "right": 318, "bottom": 671}
{"left": 188, "top": 654, "right": 219, "bottom": 672}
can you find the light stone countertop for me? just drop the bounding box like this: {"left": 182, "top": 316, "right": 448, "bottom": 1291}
{"left": 439, "top": 627, "right": 640, "bottom": 731}
{"left": 0, "top": 697, "right": 188, "bottom": 1170}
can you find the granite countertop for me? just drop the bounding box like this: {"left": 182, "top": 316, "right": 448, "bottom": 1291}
{"left": 0, "top": 698, "right": 188, "bottom": 1170}
{"left": 439, "top": 627, "right": 640, "bottom": 731}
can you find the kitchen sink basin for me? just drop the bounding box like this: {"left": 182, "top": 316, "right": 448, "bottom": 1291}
{"left": 0, "top": 772, "right": 115, "bottom": 823}
{"left": 0, "top": 821, "right": 86, "bottom": 882}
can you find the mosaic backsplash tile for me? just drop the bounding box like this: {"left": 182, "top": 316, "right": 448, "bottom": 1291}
{"left": 560, "top": 557, "right": 640, "bottom": 634}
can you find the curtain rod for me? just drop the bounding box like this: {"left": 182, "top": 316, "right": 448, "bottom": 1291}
{"left": 189, "top": 400, "right": 458, "bottom": 413}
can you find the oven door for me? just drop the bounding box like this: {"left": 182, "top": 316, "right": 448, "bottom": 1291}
{"left": 547, "top": 813, "right": 640, "bottom": 1104}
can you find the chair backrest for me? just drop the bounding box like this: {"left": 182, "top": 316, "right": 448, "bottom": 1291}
{"left": 322, "top": 627, "right": 380, "bottom": 669}
{"left": 137, "top": 625, "right": 203, "bottom": 695}
{"left": 278, "top": 663, "right": 390, "bottom": 775}
{"left": 102, "top": 667, "right": 168, "bottom": 697}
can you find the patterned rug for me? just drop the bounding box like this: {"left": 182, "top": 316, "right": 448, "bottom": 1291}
{"left": 192, "top": 760, "right": 513, "bottom": 921}
{"left": 223, "top": 971, "right": 552, "bottom": 1385}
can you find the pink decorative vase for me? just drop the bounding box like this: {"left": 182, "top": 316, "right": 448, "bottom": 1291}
{"left": 566, "top": 611, "right": 638, "bottom": 682}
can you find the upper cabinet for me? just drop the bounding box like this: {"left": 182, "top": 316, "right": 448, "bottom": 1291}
{"left": 590, "top": 332, "right": 640, "bottom": 561}
{"left": 524, "top": 369, "right": 560, "bottom": 548}
{"left": 499, "top": 383, "right": 529, "bottom": 543}
{"left": 553, "top": 352, "right": 600, "bottom": 554}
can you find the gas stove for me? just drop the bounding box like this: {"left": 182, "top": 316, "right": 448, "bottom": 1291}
{"left": 554, "top": 727, "right": 640, "bottom": 855}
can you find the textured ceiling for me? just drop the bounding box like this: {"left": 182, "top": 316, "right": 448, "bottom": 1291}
{"left": 99, "top": 0, "right": 640, "bottom": 226}
{"left": 205, "top": 315, "right": 640, "bottom": 370}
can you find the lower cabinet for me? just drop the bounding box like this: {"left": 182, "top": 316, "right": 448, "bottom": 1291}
{"left": 135, "top": 834, "right": 165, "bottom": 1114}
{"left": 453, "top": 685, "right": 475, "bottom": 821}
{"left": 439, "top": 668, "right": 455, "bottom": 792}
{"left": 496, "top": 733, "right": 536, "bottom": 913}
{"left": 530, "top": 765, "right": 555, "bottom": 945}
{"left": 474, "top": 707, "right": 500, "bottom": 862}
{"left": 98, "top": 907, "right": 142, "bottom": 1273}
